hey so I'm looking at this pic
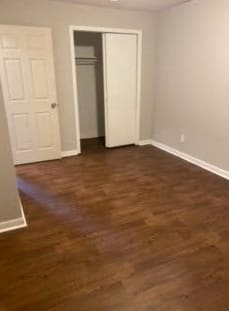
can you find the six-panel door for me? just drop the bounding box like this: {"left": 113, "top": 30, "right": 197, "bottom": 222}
{"left": 0, "top": 26, "right": 61, "bottom": 165}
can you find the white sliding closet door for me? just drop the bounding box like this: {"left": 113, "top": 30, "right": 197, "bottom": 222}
{"left": 0, "top": 25, "right": 61, "bottom": 165}
{"left": 103, "top": 33, "right": 137, "bottom": 148}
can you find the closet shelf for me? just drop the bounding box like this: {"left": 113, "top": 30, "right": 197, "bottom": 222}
{"left": 75, "top": 57, "right": 98, "bottom": 65}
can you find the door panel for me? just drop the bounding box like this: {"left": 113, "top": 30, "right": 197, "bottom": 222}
{"left": 0, "top": 26, "right": 61, "bottom": 164}
{"left": 13, "top": 113, "right": 32, "bottom": 151}
{"left": 4, "top": 58, "right": 25, "bottom": 100}
{"left": 2, "top": 34, "right": 18, "bottom": 49}
{"left": 30, "top": 59, "right": 49, "bottom": 99}
{"left": 103, "top": 33, "right": 137, "bottom": 148}
{"left": 36, "top": 111, "right": 53, "bottom": 149}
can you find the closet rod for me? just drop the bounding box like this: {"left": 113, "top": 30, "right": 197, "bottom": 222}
{"left": 75, "top": 57, "right": 98, "bottom": 60}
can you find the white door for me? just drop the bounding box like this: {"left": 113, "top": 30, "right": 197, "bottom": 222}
{"left": 103, "top": 33, "right": 137, "bottom": 148}
{"left": 0, "top": 25, "right": 61, "bottom": 165}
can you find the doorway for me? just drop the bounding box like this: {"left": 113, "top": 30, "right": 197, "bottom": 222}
{"left": 74, "top": 31, "right": 105, "bottom": 153}
{"left": 70, "top": 26, "right": 142, "bottom": 155}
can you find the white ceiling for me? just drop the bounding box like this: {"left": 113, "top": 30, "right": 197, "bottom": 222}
{"left": 51, "top": 0, "right": 191, "bottom": 12}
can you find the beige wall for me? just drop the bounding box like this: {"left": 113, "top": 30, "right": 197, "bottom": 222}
{"left": 75, "top": 32, "right": 105, "bottom": 139}
{"left": 0, "top": 0, "right": 156, "bottom": 151}
{"left": 154, "top": 0, "right": 229, "bottom": 170}
{"left": 0, "top": 84, "right": 22, "bottom": 222}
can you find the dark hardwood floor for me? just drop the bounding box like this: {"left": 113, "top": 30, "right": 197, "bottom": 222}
{"left": 1, "top": 140, "right": 229, "bottom": 311}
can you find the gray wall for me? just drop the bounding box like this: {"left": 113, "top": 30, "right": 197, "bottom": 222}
{"left": 154, "top": 0, "right": 229, "bottom": 170}
{"left": 75, "top": 32, "right": 105, "bottom": 139}
{"left": 0, "top": 84, "right": 22, "bottom": 222}
{"left": 0, "top": 0, "right": 156, "bottom": 151}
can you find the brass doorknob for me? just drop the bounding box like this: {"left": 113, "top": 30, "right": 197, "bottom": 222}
{"left": 51, "top": 103, "right": 57, "bottom": 109}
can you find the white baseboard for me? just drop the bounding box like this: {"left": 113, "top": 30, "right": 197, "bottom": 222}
{"left": 0, "top": 198, "right": 27, "bottom": 234}
{"left": 138, "top": 140, "right": 153, "bottom": 146}
{"left": 139, "top": 139, "right": 229, "bottom": 180}
{"left": 151, "top": 140, "right": 229, "bottom": 180}
{"left": 61, "top": 149, "right": 79, "bottom": 158}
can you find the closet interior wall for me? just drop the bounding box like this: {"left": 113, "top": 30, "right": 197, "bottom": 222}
{"left": 74, "top": 32, "right": 105, "bottom": 140}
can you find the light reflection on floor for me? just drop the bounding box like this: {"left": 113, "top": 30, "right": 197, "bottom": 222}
{"left": 17, "top": 177, "right": 129, "bottom": 253}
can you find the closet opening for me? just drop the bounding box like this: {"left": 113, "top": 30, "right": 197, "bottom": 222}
{"left": 70, "top": 26, "right": 142, "bottom": 155}
{"left": 74, "top": 31, "right": 105, "bottom": 153}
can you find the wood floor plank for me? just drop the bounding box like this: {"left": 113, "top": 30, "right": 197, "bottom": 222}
{"left": 1, "top": 139, "right": 229, "bottom": 310}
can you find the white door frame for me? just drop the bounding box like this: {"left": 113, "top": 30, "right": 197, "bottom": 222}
{"left": 69, "top": 25, "right": 142, "bottom": 154}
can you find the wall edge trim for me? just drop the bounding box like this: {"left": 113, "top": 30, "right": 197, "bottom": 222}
{"left": 139, "top": 140, "right": 229, "bottom": 180}
{"left": 61, "top": 149, "right": 79, "bottom": 158}
{"left": 0, "top": 199, "right": 27, "bottom": 234}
